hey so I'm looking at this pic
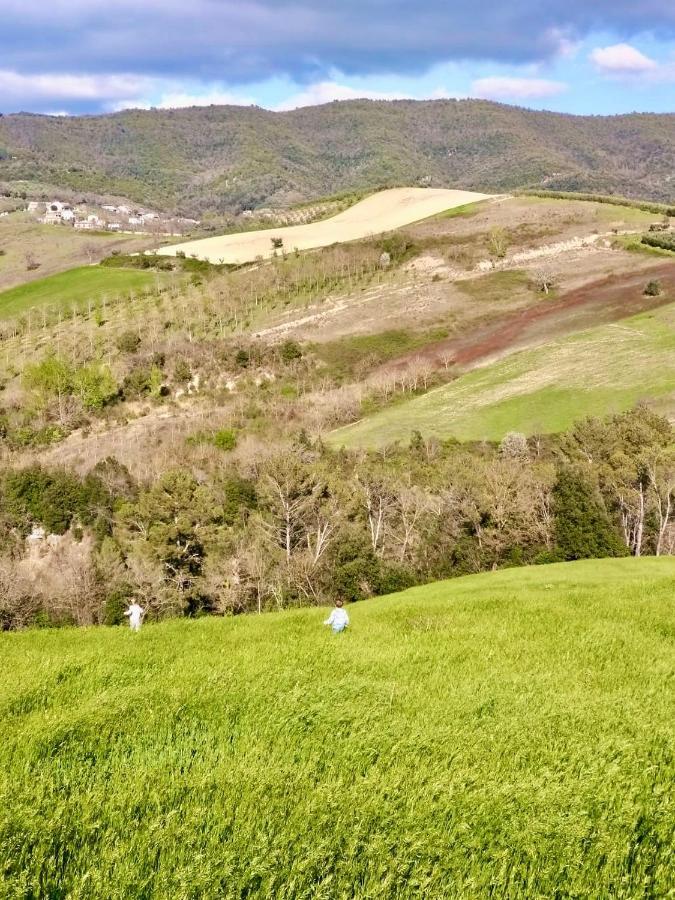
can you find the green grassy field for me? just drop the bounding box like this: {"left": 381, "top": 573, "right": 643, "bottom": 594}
{"left": 1, "top": 558, "right": 673, "bottom": 898}
{"left": 331, "top": 301, "right": 675, "bottom": 448}
{"left": 0, "top": 214, "right": 150, "bottom": 293}
{"left": 0, "top": 266, "right": 172, "bottom": 320}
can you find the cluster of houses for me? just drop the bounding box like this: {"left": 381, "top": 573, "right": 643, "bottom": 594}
{"left": 26, "top": 200, "right": 199, "bottom": 235}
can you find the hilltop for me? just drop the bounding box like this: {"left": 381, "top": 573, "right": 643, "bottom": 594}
{"left": 1, "top": 100, "right": 674, "bottom": 214}
{"left": 1, "top": 557, "right": 673, "bottom": 897}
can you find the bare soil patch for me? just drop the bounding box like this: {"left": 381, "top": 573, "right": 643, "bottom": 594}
{"left": 385, "top": 260, "right": 675, "bottom": 373}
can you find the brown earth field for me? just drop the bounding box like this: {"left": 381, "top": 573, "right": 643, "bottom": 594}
{"left": 381, "top": 260, "right": 675, "bottom": 375}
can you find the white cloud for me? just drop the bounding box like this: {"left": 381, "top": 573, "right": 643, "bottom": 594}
{"left": 0, "top": 68, "right": 255, "bottom": 112}
{"left": 545, "top": 27, "right": 581, "bottom": 61}
{"left": 589, "top": 43, "right": 657, "bottom": 74}
{"left": 471, "top": 76, "right": 568, "bottom": 100}
{"left": 0, "top": 69, "right": 151, "bottom": 102}
{"left": 275, "top": 81, "right": 414, "bottom": 111}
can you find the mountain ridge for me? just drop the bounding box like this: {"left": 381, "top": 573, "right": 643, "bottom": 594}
{"left": 1, "top": 99, "right": 673, "bottom": 215}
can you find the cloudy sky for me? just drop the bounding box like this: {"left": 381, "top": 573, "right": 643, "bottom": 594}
{"left": 2, "top": 1, "right": 674, "bottom": 116}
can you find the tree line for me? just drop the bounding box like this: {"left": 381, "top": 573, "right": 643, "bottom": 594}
{"left": 1, "top": 406, "right": 673, "bottom": 630}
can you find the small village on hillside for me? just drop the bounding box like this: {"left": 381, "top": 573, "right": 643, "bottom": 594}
{"left": 25, "top": 199, "right": 199, "bottom": 235}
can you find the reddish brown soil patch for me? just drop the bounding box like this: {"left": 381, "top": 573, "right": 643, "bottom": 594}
{"left": 387, "top": 260, "right": 675, "bottom": 373}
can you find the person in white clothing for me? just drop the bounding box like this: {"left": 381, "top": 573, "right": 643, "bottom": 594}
{"left": 324, "top": 599, "right": 349, "bottom": 634}
{"left": 124, "top": 601, "right": 145, "bottom": 632}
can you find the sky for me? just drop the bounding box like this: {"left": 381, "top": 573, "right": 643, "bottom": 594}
{"left": 1, "top": 1, "right": 674, "bottom": 117}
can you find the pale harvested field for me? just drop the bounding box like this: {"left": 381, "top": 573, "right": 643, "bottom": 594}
{"left": 155, "top": 188, "right": 492, "bottom": 265}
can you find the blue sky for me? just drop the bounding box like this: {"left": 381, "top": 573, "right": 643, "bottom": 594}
{"left": 1, "top": 1, "right": 674, "bottom": 116}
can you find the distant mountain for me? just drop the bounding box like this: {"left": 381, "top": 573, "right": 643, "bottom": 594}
{"left": 0, "top": 99, "right": 673, "bottom": 215}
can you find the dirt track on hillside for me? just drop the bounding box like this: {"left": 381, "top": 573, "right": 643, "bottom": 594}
{"left": 155, "top": 188, "right": 493, "bottom": 265}
{"left": 388, "top": 260, "right": 675, "bottom": 373}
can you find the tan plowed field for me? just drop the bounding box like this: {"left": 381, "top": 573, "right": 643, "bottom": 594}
{"left": 155, "top": 188, "right": 492, "bottom": 265}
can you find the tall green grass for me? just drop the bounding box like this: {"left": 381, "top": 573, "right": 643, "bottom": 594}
{"left": 1, "top": 558, "right": 673, "bottom": 896}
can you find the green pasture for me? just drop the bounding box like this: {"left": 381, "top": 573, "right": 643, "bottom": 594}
{"left": 0, "top": 266, "right": 172, "bottom": 320}
{"left": 331, "top": 301, "right": 675, "bottom": 448}
{"left": 1, "top": 557, "right": 674, "bottom": 897}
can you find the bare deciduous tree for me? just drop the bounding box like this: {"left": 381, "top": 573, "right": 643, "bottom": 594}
{"left": 533, "top": 268, "right": 556, "bottom": 295}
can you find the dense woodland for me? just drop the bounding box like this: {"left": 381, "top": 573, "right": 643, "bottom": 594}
{"left": 1, "top": 100, "right": 674, "bottom": 214}
{"left": 1, "top": 406, "right": 673, "bottom": 630}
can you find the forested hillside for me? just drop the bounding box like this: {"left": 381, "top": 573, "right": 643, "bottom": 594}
{"left": 1, "top": 100, "right": 674, "bottom": 214}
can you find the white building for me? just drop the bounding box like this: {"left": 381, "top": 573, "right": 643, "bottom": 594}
{"left": 42, "top": 201, "right": 75, "bottom": 225}
{"left": 74, "top": 214, "right": 103, "bottom": 230}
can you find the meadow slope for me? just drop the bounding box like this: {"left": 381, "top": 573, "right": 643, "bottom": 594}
{"left": 331, "top": 299, "right": 675, "bottom": 447}
{"left": 155, "top": 188, "right": 492, "bottom": 264}
{"left": 1, "top": 558, "right": 674, "bottom": 898}
{"left": 0, "top": 266, "right": 172, "bottom": 320}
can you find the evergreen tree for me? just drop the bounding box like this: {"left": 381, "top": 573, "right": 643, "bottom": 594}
{"left": 553, "top": 467, "right": 625, "bottom": 560}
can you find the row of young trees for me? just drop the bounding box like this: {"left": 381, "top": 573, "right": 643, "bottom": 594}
{"left": 1, "top": 407, "right": 673, "bottom": 630}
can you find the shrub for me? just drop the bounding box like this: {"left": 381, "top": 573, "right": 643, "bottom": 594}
{"left": 220, "top": 475, "right": 257, "bottom": 525}
{"left": 376, "top": 232, "right": 418, "bottom": 262}
{"left": 1, "top": 467, "right": 109, "bottom": 535}
{"left": 116, "top": 331, "right": 142, "bottom": 354}
{"left": 24, "top": 357, "right": 117, "bottom": 412}
{"left": 173, "top": 359, "right": 192, "bottom": 384}
{"left": 102, "top": 584, "right": 134, "bottom": 626}
{"left": 212, "top": 429, "right": 238, "bottom": 451}
{"left": 73, "top": 365, "right": 118, "bottom": 411}
{"left": 23, "top": 356, "right": 73, "bottom": 402}
{"left": 187, "top": 428, "right": 238, "bottom": 452}
{"left": 280, "top": 340, "right": 303, "bottom": 363}
{"left": 641, "top": 234, "right": 675, "bottom": 252}
{"left": 121, "top": 365, "right": 164, "bottom": 400}
{"left": 235, "top": 349, "right": 250, "bottom": 369}
{"left": 644, "top": 280, "right": 662, "bottom": 297}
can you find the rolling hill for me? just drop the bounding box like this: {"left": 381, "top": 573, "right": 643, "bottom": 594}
{"left": 1, "top": 100, "right": 674, "bottom": 215}
{"left": 157, "top": 187, "right": 492, "bottom": 264}
{"left": 1, "top": 557, "right": 673, "bottom": 897}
